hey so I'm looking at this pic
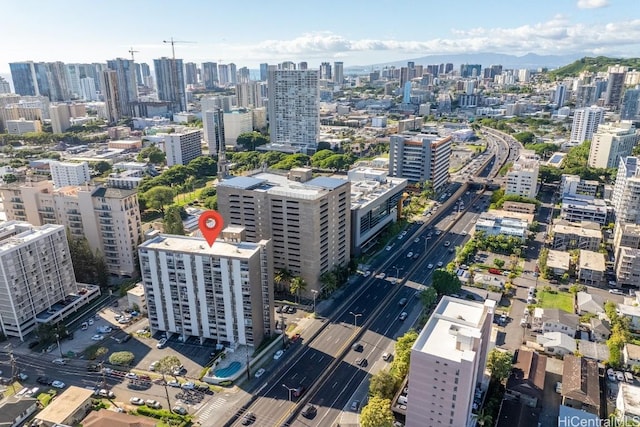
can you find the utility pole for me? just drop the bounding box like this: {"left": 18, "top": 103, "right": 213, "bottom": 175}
{"left": 245, "top": 348, "right": 251, "bottom": 380}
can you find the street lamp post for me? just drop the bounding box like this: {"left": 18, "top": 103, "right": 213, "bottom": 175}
{"left": 55, "top": 333, "right": 64, "bottom": 359}
{"left": 393, "top": 266, "right": 402, "bottom": 280}
{"left": 349, "top": 312, "right": 362, "bottom": 328}
{"left": 311, "top": 290, "right": 318, "bottom": 315}
{"left": 282, "top": 383, "right": 296, "bottom": 402}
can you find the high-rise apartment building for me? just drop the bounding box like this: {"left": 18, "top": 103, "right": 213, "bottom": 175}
{"left": 267, "top": 68, "right": 320, "bottom": 148}
{"left": 218, "top": 64, "right": 230, "bottom": 86}
{"left": 388, "top": 134, "right": 452, "bottom": 190}
{"left": 138, "top": 228, "right": 274, "bottom": 346}
{"left": 80, "top": 77, "right": 97, "bottom": 101}
{"left": 9, "top": 62, "right": 38, "bottom": 96}
{"left": 49, "top": 161, "right": 91, "bottom": 187}
{"left": 570, "top": 105, "right": 605, "bottom": 143}
{"left": 259, "top": 63, "right": 269, "bottom": 81}
{"left": 0, "top": 181, "right": 143, "bottom": 276}
{"left": 217, "top": 170, "right": 350, "bottom": 294}
{"left": 614, "top": 223, "right": 640, "bottom": 286}
{"left": 612, "top": 157, "right": 640, "bottom": 224}
{"left": 588, "top": 122, "right": 638, "bottom": 169}
{"left": 203, "top": 109, "right": 225, "bottom": 155}
{"left": 505, "top": 150, "right": 540, "bottom": 199}
{"left": 319, "top": 62, "right": 332, "bottom": 80}
{"left": 223, "top": 108, "right": 252, "bottom": 146}
{"left": 163, "top": 129, "right": 202, "bottom": 166}
{"left": 460, "top": 64, "right": 482, "bottom": 78}
{"left": 0, "top": 222, "right": 81, "bottom": 340}
{"left": 407, "top": 297, "right": 495, "bottom": 427}
{"left": 184, "top": 62, "right": 198, "bottom": 85}
{"left": 49, "top": 104, "right": 71, "bottom": 134}
{"left": 100, "top": 69, "right": 121, "bottom": 123}
{"left": 605, "top": 65, "right": 628, "bottom": 109}
{"left": 0, "top": 77, "right": 11, "bottom": 94}
{"left": 106, "top": 58, "right": 138, "bottom": 117}
{"left": 201, "top": 62, "right": 219, "bottom": 90}
{"left": 154, "top": 57, "right": 186, "bottom": 112}
{"left": 621, "top": 87, "right": 640, "bottom": 120}
{"left": 554, "top": 83, "right": 567, "bottom": 107}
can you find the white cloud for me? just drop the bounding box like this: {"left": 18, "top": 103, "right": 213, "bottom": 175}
{"left": 577, "top": 0, "right": 610, "bottom": 9}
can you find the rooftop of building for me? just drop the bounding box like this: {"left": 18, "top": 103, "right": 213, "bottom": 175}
{"left": 562, "top": 194, "right": 607, "bottom": 208}
{"left": 506, "top": 349, "right": 547, "bottom": 398}
{"left": 218, "top": 172, "right": 348, "bottom": 200}
{"left": 139, "top": 232, "right": 265, "bottom": 259}
{"left": 413, "top": 297, "right": 494, "bottom": 362}
{"left": 562, "top": 355, "right": 600, "bottom": 409}
{"left": 543, "top": 308, "right": 579, "bottom": 326}
{"left": 547, "top": 250, "right": 571, "bottom": 270}
{"left": 36, "top": 386, "right": 94, "bottom": 424}
{"left": 552, "top": 222, "right": 602, "bottom": 238}
{"left": 0, "top": 396, "right": 38, "bottom": 422}
{"left": 619, "top": 383, "right": 640, "bottom": 417}
{"left": 579, "top": 250, "right": 606, "bottom": 272}
{"left": 91, "top": 186, "right": 138, "bottom": 199}
{"left": 82, "top": 409, "right": 158, "bottom": 427}
{"left": 487, "top": 209, "right": 535, "bottom": 224}
{"left": 0, "top": 221, "right": 64, "bottom": 252}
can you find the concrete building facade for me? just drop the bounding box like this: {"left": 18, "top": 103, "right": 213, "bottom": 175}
{"left": 407, "top": 297, "right": 496, "bottom": 427}
{"left": 588, "top": 122, "right": 638, "bottom": 169}
{"left": 570, "top": 106, "right": 605, "bottom": 143}
{"left": 612, "top": 156, "right": 640, "bottom": 224}
{"left": 388, "top": 134, "right": 452, "bottom": 190}
{"left": 162, "top": 129, "right": 202, "bottom": 166}
{"left": 49, "top": 161, "right": 91, "bottom": 188}
{"left": 138, "top": 229, "right": 274, "bottom": 347}
{"left": 505, "top": 150, "right": 539, "bottom": 199}
{"left": 216, "top": 170, "right": 350, "bottom": 294}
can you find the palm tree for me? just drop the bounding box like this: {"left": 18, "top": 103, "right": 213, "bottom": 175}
{"left": 289, "top": 276, "right": 307, "bottom": 303}
{"left": 274, "top": 269, "right": 292, "bottom": 293}
{"left": 476, "top": 409, "right": 493, "bottom": 426}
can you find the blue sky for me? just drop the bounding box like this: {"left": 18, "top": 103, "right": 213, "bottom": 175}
{"left": 1, "top": 0, "right": 639, "bottom": 72}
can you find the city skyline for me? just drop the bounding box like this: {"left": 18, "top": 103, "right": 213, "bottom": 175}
{"left": 1, "top": 0, "right": 639, "bottom": 75}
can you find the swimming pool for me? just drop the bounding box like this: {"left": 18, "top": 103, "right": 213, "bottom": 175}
{"left": 214, "top": 361, "right": 242, "bottom": 378}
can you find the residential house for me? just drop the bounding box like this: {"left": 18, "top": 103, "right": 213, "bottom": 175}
{"left": 618, "top": 304, "right": 640, "bottom": 330}
{"left": 624, "top": 343, "right": 640, "bottom": 366}
{"left": 0, "top": 396, "right": 38, "bottom": 427}
{"left": 542, "top": 308, "right": 579, "bottom": 338}
{"left": 577, "top": 340, "right": 610, "bottom": 362}
{"left": 82, "top": 409, "right": 158, "bottom": 427}
{"left": 34, "top": 386, "right": 94, "bottom": 427}
{"left": 505, "top": 349, "right": 547, "bottom": 407}
{"left": 617, "top": 383, "right": 640, "bottom": 421}
{"left": 536, "top": 332, "right": 577, "bottom": 357}
{"left": 576, "top": 292, "right": 604, "bottom": 316}
{"left": 561, "top": 355, "right": 603, "bottom": 418}
{"left": 589, "top": 317, "right": 611, "bottom": 342}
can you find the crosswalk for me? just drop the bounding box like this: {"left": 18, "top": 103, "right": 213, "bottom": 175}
{"left": 196, "top": 397, "right": 227, "bottom": 423}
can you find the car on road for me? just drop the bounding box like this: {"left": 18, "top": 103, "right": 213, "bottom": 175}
{"left": 146, "top": 400, "right": 161, "bottom": 409}
{"left": 241, "top": 412, "right": 256, "bottom": 425}
{"left": 355, "top": 358, "right": 367, "bottom": 367}
{"left": 399, "top": 312, "right": 408, "bottom": 321}
{"left": 51, "top": 380, "right": 65, "bottom": 389}
{"left": 435, "top": 230, "right": 442, "bottom": 235}
{"left": 52, "top": 358, "right": 67, "bottom": 365}
{"left": 385, "top": 245, "right": 393, "bottom": 251}
{"left": 437, "top": 261, "right": 443, "bottom": 267}
{"left": 427, "top": 263, "right": 434, "bottom": 269}
{"left": 351, "top": 342, "right": 363, "bottom": 352}
{"left": 351, "top": 400, "right": 360, "bottom": 411}
{"left": 407, "top": 252, "right": 413, "bottom": 258}
{"left": 273, "top": 350, "right": 284, "bottom": 360}
{"left": 181, "top": 382, "right": 195, "bottom": 390}
{"left": 130, "top": 397, "right": 144, "bottom": 405}
{"left": 414, "top": 237, "right": 420, "bottom": 243}
{"left": 413, "top": 253, "right": 420, "bottom": 259}
{"left": 382, "top": 352, "right": 393, "bottom": 361}
{"left": 363, "top": 270, "right": 371, "bottom": 277}
{"left": 443, "top": 241, "right": 451, "bottom": 247}
{"left": 37, "top": 376, "right": 52, "bottom": 385}
{"left": 96, "top": 326, "right": 112, "bottom": 334}
{"left": 156, "top": 338, "right": 168, "bottom": 349}
{"left": 125, "top": 372, "right": 138, "bottom": 380}
{"left": 609, "top": 289, "right": 625, "bottom": 295}
{"left": 173, "top": 406, "right": 188, "bottom": 416}
{"left": 293, "top": 386, "right": 306, "bottom": 398}
{"left": 254, "top": 368, "right": 266, "bottom": 379}
{"left": 301, "top": 403, "right": 317, "bottom": 418}
{"left": 91, "top": 334, "right": 104, "bottom": 341}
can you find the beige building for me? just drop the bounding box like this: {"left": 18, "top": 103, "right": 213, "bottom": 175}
{"left": 615, "top": 247, "right": 640, "bottom": 287}
{"left": 502, "top": 201, "right": 536, "bottom": 214}
{"left": 138, "top": 227, "right": 274, "bottom": 346}
{"left": 127, "top": 283, "right": 147, "bottom": 314}
{"left": 0, "top": 180, "right": 143, "bottom": 276}
{"left": 217, "top": 169, "right": 351, "bottom": 295}
{"left": 551, "top": 221, "right": 602, "bottom": 251}
{"left": 49, "top": 104, "right": 71, "bottom": 133}
{"left": 388, "top": 134, "right": 452, "bottom": 190}
{"left": 406, "top": 297, "right": 495, "bottom": 427}
{"left": 6, "top": 118, "right": 41, "bottom": 135}
{"left": 505, "top": 150, "right": 539, "bottom": 199}
{"left": 614, "top": 222, "right": 640, "bottom": 251}
{"left": 34, "top": 386, "right": 94, "bottom": 427}
{"left": 547, "top": 250, "right": 571, "bottom": 275}
{"left": 578, "top": 250, "right": 606, "bottom": 286}
{"left": 588, "top": 122, "right": 638, "bottom": 169}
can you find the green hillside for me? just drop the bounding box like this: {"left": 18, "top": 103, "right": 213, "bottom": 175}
{"left": 549, "top": 56, "right": 640, "bottom": 79}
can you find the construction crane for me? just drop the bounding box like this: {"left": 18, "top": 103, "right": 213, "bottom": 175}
{"left": 128, "top": 47, "right": 139, "bottom": 61}
{"left": 162, "top": 37, "right": 195, "bottom": 60}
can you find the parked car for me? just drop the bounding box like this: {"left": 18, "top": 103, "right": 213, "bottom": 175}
{"left": 181, "top": 382, "right": 195, "bottom": 390}
{"left": 91, "top": 334, "right": 104, "bottom": 341}
{"left": 149, "top": 361, "right": 159, "bottom": 371}
{"left": 273, "top": 350, "right": 284, "bottom": 360}
{"left": 130, "top": 397, "right": 144, "bottom": 405}
{"left": 254, "top": 368, "right": 266, "bottom": 379}
{"left": 145, "top": 399, "right": 161, "bottom": 409}
{"left": 125, "top": 372, "right": 138, "bottom": 380}
{"left": 156, "top": 338, "right": 168, "bottom": 349}
{"left": 351, "top": 400, "right": 360, "bottom": 411}
{"left": 37, "top": 376, "right": 51, "bottom": 385}
{"left": 172, "top": 406, "right": 188, "bottom": 416}
{"left": 166, "top": 380, "right": 180, "bottom": 388}
{"left": 98, "top": 389, "right": 115, "bottom": 398}
{"left": 382, "top": 352, "right": 393, "bottom": 362}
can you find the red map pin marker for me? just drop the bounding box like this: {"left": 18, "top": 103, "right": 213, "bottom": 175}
{"left": 198, "top": 210, "right": 224, "bottom": 247}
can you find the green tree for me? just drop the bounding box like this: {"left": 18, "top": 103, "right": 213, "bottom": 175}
{"left": 476, "top": 409, "right": 493, "bottom": 426}
{"left": 94, "top": 251, "right": 109, "bottom": 287}
{"left": 188, "top": 156, "right": 217, "bottom": 178}
{"left": 360, "top": 396, "right": 394, "bottom": 427}
{"left": 274, "top": 269, "right": 293, "bottom": 292}
{"left": 92, "top": 160, "right": 112, "bottom": 175}
{"left": 493, "top": 258, "right": 505, "bottom": 268}
{"left": 514, "top": 131, "right": 535, "bottom": 144}
{"left": 419, "top": 287, "right": 438, "bottom": 308}
{"left": 432, "top": 269, "right": 462, "bottom": 295}
{"left": 163, "top": 204, "right": 185, "bottom": 235}
{"left": 137, "top": 146, "right": 166, "bottom": 164}
{"left": 368, "top": 370, "right": 397, "bottom": 399}
{"left": 486, "top": 348, "right": 513, "bottom": 383}
{"left": 155, "top": 355, "right": 182, "bottom": 377}
{"left": 143, "top": 186, "right": 175, "bottom": 213}
{"left": 109, "top": 351, "right": 135, "bottom": 366}
{"left": 310, "top": 149, "right": 335, "bottom": 167}
{"left": 236, "top": 131, "right": 269, "bottom": 151}
{"left": 3, "top": 174, "right": 17, "bottom": 183}
{"left": 390, "top": 330, "right": 418, "bottom": 381}
{"left": 290, "top": 276, "right": 308, "bottom": 302}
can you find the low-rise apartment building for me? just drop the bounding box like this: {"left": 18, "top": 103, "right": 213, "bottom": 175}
{"left": 474, "top": 213, "right": 528, "bottom": 240}
{"left": 551, "top": 221, "right": 602, "bottom": 251}
{"left": 578, "top": 250, "right": 606, "bottom": 286}
{"left": 560, "top": 194, "right": 609, "bottom": 226}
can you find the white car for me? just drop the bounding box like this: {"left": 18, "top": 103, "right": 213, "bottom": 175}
{"left": 125, "top": 372, "right": 138, "bottom": 380}
{"left": 385, "top": 246, "right": 392, "bottom": 251}
{"left": 414, "top": 237, "right": 420, "bottom": 243}
{"left": 166, "top": 380, "right": 180, "bottom": 388}
{"left": 437, "top": 261, "right": 443, "bottom": 267}
{"left": 98, "top": 388, "right": 115, "bottom": 398}
{"left": 407, "top": 252, "right": 413, "bottom": 258}
{"left": 435, "top": 230, "right": 442, "bottom": 235}
{"left": 363, "top": 270, "right": 371, "bottom": 277}
{"left": 181, "top": 382, "right": 195, "bottom": 390}
{"left": 51, "top": 380, "right": 65, "bottom": 389}
{"left": 254, "top": 368, "right": 266, "bottom": 378}
{"left": 427, "top": 264, "right": 434, "bottom": 269}
{"left": 130, "top": 397, "right": 145, "bottom": 405}
{"left": 91, "top": 334, "right": 104, "bottom": 341}
{"left": 156, "top": 338, "right": 168, "bottom": 349}
{"left": 52, "top": 358, "right": 67, "bottom": 366}
{"left": 273, "top": 350, "right": 284, "bottom": 360}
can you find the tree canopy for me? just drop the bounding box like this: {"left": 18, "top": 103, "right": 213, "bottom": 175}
{"left": 369, "top": 370, "right": 397, "bottom": 400}
{"left": 163, "top": 204, "right": 185, "bottom": 235}
{"left": 137, "top": 146, "right": 166, "bottom": 164}
{"left": 109, "top": 351, "right": 135, "bottom": 366}
{"left": 432, "top": 269, "right": 462, "bottom": 295}
{"left": 486, "top": 348, "right": 513, "bottom": 383}
{"left": 142, "top": 186, "right": 175, "bottom": 213}
{"left": 360, "top": 396, "right": 395, "bottom": 427}
{"left": 237, "top": 131, "right": 269, "bottom": 151}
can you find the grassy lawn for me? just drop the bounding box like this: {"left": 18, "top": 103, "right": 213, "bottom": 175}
{"left": 536, "top": 290, "right": 574, "bottom": 313}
